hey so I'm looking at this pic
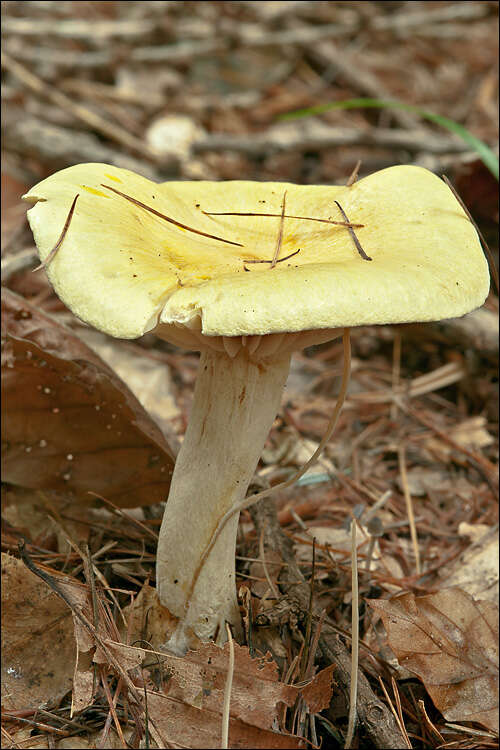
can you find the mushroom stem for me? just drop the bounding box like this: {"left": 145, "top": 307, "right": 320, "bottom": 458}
{"left": 156, "top": 347, "right": 291, "bottom": 654}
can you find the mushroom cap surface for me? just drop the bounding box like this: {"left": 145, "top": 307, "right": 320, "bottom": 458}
{"left": 23, "top": 163, "right": 489, "bottom": 340}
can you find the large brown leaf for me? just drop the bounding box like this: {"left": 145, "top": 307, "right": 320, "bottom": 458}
{"left": 1, "top": 552, "right": 75, "bottom": 710}
{"left": 369, "top": 589, "right": 499, "bottom": 732}
{"left": 92, "top": 637, "right": 307, "bottom": 748}
{"left": 1, "top": 288, "right": 174, "bottom": 507}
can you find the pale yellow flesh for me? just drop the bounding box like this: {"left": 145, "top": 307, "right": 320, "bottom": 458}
{"left": 23, "top": 163, "right": 489, "bottom": 341}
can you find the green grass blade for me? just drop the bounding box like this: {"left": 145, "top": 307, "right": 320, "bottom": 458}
{"left": 279, "top": 98, "right": 499, "bottom": 180}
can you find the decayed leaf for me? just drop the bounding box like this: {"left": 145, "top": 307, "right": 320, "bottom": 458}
{"left": 122, "top": 581, "right": 182, "bottom": 651}
{"left": 301, "top": 664, "right": 336, "bottom": 714}
{"left": 369, "top": 589, "right": 499, "bottom": 732}
{"left": 82, "top": 636, "right": 303, "bottom": 748}
{"left": 94, "top": 628, "right": 335, "bottom": 748}
{"left": 1, "top": 552, "right": 75, "bottom": 710}
{"left": 1, "top": 288, "right": 174, "bottom": 507}
{"left": 145, "top": 690, "right": 304, "bottom": 749}
{"left": 164, "top": 640, "right": 298, "bottom": 729}
{"left": 439, "top": 524, "right": 499, "bottom": 603}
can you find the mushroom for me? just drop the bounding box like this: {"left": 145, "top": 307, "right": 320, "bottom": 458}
{"left": 23, "top": 163, "right": 489, "bottom": 654}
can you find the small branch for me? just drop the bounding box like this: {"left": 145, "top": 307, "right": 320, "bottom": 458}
{"left": 344, "top": 520, "right": 359, "bottom": 749}
{"left": 243, "top": 249, "right": 301, "bottom": 267}
{"left": 398, "top": 445, "right": 421, "bottom": 576}
{"left": 346, "top": 160, "right": 362, "bottom": 187}
{"left": 372, "top": 2, "right": 490, "bottom": 31}
{"left": 32, "top": 194, "right": 79, "bottom": 271}
{"left": 334, "top": 201, "right": 372, "bottom": 261}
{"left": 2, "top": 112, "right": 164, "bottom": 179}
{"left": 1, "top": 52, "right": 161, "bottom": 163}
{"left": 2, "top": 16, "right": 157, "bottom": 39}
{"left": 309, "top": 40, "right": 420, "bottom": 130}
{"left": 221, "top": 624, "right": 235, "bottom": 750}
{"left": 203, "top": 209, "right": 363, "bottom": 229}
{"left": 194, "top": 121, "right": 469, "bottom": 157}
{"left": 270, "top": 191, "right": 287, "bottom": 268}
{"left": 100, "top": 184, "right": 243, "bottom": 247}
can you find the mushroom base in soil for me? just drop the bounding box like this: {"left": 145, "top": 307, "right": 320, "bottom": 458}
{"left": 23, "top": 162, "right": 490, "bottom": 656}
{"left": 154, "top": 327, "right": 342, "bottom": 654}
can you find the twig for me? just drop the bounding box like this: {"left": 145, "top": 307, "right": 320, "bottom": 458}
{"left": 372, "top": 2, "right": 490, "bottom": 31}
{"left": 87, "top": 493, "right": 158, "bottom": 541}
{"left": 395, "top": 402, "right": 498, "bottom": 493}
{"left": 348, "top": 360, "right": 467, "bottom": 403}
{"left": 194, "top": 122, "right": 470, "bottom": 157}
{"left": 270, "top": 191, "right": 287, "bottom": 268}
{"left": 305, "top": 609, "right": 327, "bottom": 678}
{"left": 131, "top": 22, "right": 359, "bottom": 64}
{"left": 344, "top": 520, "right": 359, "bottom": 749}
{"left": 99, "top": 667, "right": 127, "bottom": 749}
{"left": 221, "top": 624, "right": 235, "bottom": 750}
{"left": 398, "top": 444, "right": 421, "bottom": 576}
{"left": 2, "top": 16, "right": 157, "bottom": 39}
{"left": 377, "top": 677, "right": 412, "bottom": 749}
{"left": 2, "top": 112, "right": 163, "bottom": 179}
{"left": 259, "top": 529, "right": 280, "bottom": 599}
{"left": 299, "top": 538, "right": 316, "bottom": 680}
{"left": 334, "top": 201, "right": 372, "bottom": 260}
{"left": 1, "top": 52, "right": 160, "bottom": 162}
{"left": 309, "top": 41, "right": 421, "bottom": 129}
{"left": 97, "top": 676, "right": 123, "bottom": 748}
{"left": 390, "top": 677, "right": 412, "bottom": 749}
{"left": 2, "top": 42, "right": 111, "bottom": 69}
{"left": 99, "top": 184, "right": 243, "bottom": 247}
{"left": 32, "top": 194, "right": 79, "bottom": 271}
{"left": 203, "top": 208, "right": 363, "bottom": 229}
{"left": 346, "top": 160, "right": 362, "bottom": 187}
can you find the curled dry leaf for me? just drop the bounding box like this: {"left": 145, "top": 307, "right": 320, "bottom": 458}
{"left": 1, "top": 288, "right": 174, "bottom": 507}
{"left": 1, "top": 552, "right": 75, "bottom": 710}
{"left": 439, "top": 524, "right": 499, "bottom": 604}
{"left": 369, "top": 589, "right": 499, "bottom": 732}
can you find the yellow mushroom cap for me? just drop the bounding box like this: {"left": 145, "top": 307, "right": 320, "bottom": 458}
{"left": 23, "top": 163, "right": 489, "bottom": 341}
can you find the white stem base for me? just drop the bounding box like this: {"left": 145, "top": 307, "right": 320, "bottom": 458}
{"left": 156, "top": 347, "right": 291, "bottom": 653}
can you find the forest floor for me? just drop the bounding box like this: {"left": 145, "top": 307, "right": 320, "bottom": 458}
{"left": 1, "top": 2, "right": 498, "bottom": 749}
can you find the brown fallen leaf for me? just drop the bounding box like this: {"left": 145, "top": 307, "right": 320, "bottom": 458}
{"left": 121, "top": 581, "right": 180, "bottom": 651}
{"left": 69, "top": 633, "right": 304, "bottom": 748}
{"left": 102, "top": 636, "right": 335, "bottom": 747}
{"left": 301, "top": 663, "right": 336, "bottom": 714}
{"left": 1, "top": 552, "right": 75, "bottom": 711}
{"left": 165, "top": 640, "right": 298, "bottom": 729}
{"left": 369, "top": 589, "right": 499, "bottom": 732}
{"left": 439, "top": 524, "right": 499, "bottom": 604}
{"left": 145, "top": 690, "right": 305, "bottom": 749}
{"left": 103, "top": 635, "right": 299, "bottom": 730}
{"left": 1, "top": 288, "right": 174, "bottom": 507}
